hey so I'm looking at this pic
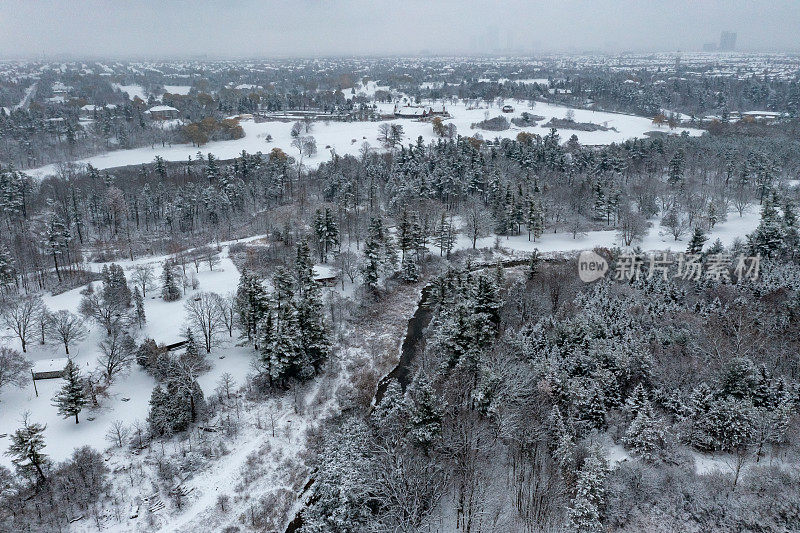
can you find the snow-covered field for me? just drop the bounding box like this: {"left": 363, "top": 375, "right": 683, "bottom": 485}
{"left": 27, "top": 99, "right": 703, "bottom": 178}
{"left": 112, "top": 83, "right": 147, "bottom": 101}
{"left": 452, "top": 205, "right": 759, "bottom": 257}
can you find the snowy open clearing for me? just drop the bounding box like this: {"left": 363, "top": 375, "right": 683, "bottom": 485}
{"left": 27, "top": 99, "right": 703, "bottom": 178}
{"left": 454, "top": 204, "right": 760, "bottom": 257}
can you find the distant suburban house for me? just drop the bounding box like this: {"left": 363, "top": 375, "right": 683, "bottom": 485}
{"left": 393, "top": 104, "right": 448, "bottom": 119}
{"left": 145, "top": 105, "right": 180, "bottom": 120}
{"left": 80, "top": 104, "right": 117, "bottom": 118}
{"left": 31, "top": 358, "right": 69, "bottom": 380}
{"left": 502, "top": 105, "right": 514, "bottom": 113}
{"left": 741, "top": 110, "right": 782, "bottom": 121}
{"left": 51, "top": 81, "right": 73, "bottom": 96}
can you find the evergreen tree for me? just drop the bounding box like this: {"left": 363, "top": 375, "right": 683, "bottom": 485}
{"left": 686, "top": 226, "right": 708, "bottom": 254}
{"left": 748, "top": 198, "right": 785, "bottom": 258}
{"left": 527, "top": 248, "right": 541, "bottom": 278}
{"left": 408, "top": 377, "right": 444, "bottom": 453}
{"left": 295, "top": 241, "right": 329, "bottom": 375}
{"left": 0, "top": 243, "right": 16, "bottom": 286}
{"left": 623, "top": 383, "right": 651, "bottom": 419}
{"left": 183, "top": 327, "right": 201, "bottom": 361}
{"left": 235, "top": 269, "right": 269, "bottom": 344}
{"left": 103, "top": 263, "right": 132, "bottom": 307}
{"left": 52, "top": 359, "right": 86, "bottom": 424}
{"left": 260, "top": 267, "right": 303, "bottom": 385}
{"left": 526, "top": 196, "right": 545, "bottom": 241}
{"left": 149, "top": 374, "right": 206, "bottom": 436}
{"left": 362, "top": 218, "right": 384, "bottom": 290}
{"left": 5, "top": 415, "right": 49, "bottom": 482}
{"left": 783, "top": 198, "right": 799, "bottom": 255}
{"left": 397, "top": 208, "right": 414, "bottom": 261}
{"left": 568, "top": 447, "right": 608, "bottom": 533}
{"left": 668, "top": 149, "right": 684, "bottom": 185}
{"left": 313, "top": 209, "right": 327, "bottom": 261}
{"left": 622, "top": 403, "right": 666, "bottom": 462}
{"left": 371, "top": 379, "right": 408, "bottom": 442}
{"left": 323, "top": 208, "right": 340, "bottom": 258}
{"left": 707, "top": 201, "right": 719, "bottom": 228}
{"left": 133, "top": 286, "right": 146, "bottom": 327}
{"left": 160, "top": 260, "right": 181, "bottom": 301}
{"left": 401, "top": 256, "right": 419, "bottom": 282}
{"left": 434, "top": 213, "right": 455, "bottom": 257}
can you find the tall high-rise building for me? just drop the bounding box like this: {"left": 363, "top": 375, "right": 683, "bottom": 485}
{"left": 720, "top": 31, "right": 737, "bottom": 51}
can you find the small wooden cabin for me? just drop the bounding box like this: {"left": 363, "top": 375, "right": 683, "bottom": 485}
{"left": 31, "top": 358, "right": 69, "bottom": 380}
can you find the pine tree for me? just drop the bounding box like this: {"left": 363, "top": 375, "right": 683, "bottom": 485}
{"left": 748, "top": 198, "right": 785, "bottom": 258}
{"left": 133, "top": 286, "right": 146, "bottom": 327}
{"left": 235, "top": 269, "right": 269, "bottom": 344}
{"left": 397, "top": 208, "right": 414, "bottom": 261}
{"left": 568, "top": 447, "right": 608, "bottom": 533}
{"left": 295, "top": 241, "right": 329, "bottom": 375}
{"left": 623, "top": 403, "right": 665, "bottom": 462}
{"left": 161, "top": 260, "right": 181, "bottom": 301}
{"left": 401, "top": 256, "right": 419, "bottom": 282}
{"left": 668, "top": 149, "right": 684, "bottom": 185}
{"left": 184, "top": 327, "right": 201, "bottom": 361}
{"left": 686, "top": 226, "right": 708, "bottom": 254}
{"left": 261, "top": 267, "right": 303, "bottom": 385}
{"left": 527, "top": 248, "right": 541, "bottom": 278}
{"left": 52, "top": 359, "right": 87, "bottom": 424}
{"left": 409, "top": 377, "right": 444, "bottom": 453}
{"left": 526, "top": 196, "right": 545, "bottom": 241}
{"left": 783, "top": 198, "right": 799, "bottom": 255}
{"left": 42, "top": 211, "right": 69, "bottom": 282}
{"left": 0, "top": 243, "right": 16, "bottom": 286}
{"left": 324, "top": 208, "right": 340, "bottom": 258}
{"left": 434, "top": 213, "right": 455, "bottom": 257}
{"left": 148, "top": 385, "right": 170, "bottom": 436}
{"left": 623, "top": 383, "right": 651, "bottom": 419}
{"left": 103, "top": 263, "right": 132, "bottom": 307}
{"left": 362, "top": 218, "right": 384, "bottom": 290}
{"left": 371, "top": 379, "right": 408, "bottom": 442}
{"left": 5, "top": 415, "right": 49, "bottom": 482}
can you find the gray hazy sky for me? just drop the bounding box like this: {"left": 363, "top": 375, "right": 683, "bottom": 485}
{"left": 1, "top": 0, "right": 798, "bottom": 58}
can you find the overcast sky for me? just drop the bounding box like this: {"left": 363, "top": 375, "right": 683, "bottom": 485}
{"left": 1, "top": 0, "right": 799, "bottom": 58}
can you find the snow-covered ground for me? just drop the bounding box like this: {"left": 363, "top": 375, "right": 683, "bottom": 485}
{"left": 27, "top": 99, "right": 703, "bottom": 178}
{"left": 452, "top": 205, "right": 758, "bottom": 257}
{"left": 113, "top": 83, "right": 147, "bottom": 101}
{"left": 0, "top": 245, "right": 253, "bottom": 469}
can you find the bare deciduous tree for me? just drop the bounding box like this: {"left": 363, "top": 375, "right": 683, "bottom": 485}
{"left": 48, "top": 310, "right": 87, "bottom": 355}
{"left": 105, "top": 419, "right": 130, "bottom": 448}
{"left": 216, "top": 372, "right": 235, "bottom": 400}
{"left": 97, "top": 327, "right": 135, "bottom": 383}
{"left": 184, "top": 292, "right": 224, "bottom": 353}
{"left": 131, "top": 264, "right": 155, "bottom": 297}
{"left": 0, "top": 295, "right": 41, "bottom": 353}
{"left": 0, "top": 346, "right": 32, "bottom": 393}
{"left": 79, "top": 292, "right": 128, "bottom": 335}
{"left": 215, "top": 293, "right": 236, "bottom": 337}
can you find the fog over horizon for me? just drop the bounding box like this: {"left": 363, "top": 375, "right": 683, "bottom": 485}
{"left": 1, "top": 0, "right": 799, "bottom": 59}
